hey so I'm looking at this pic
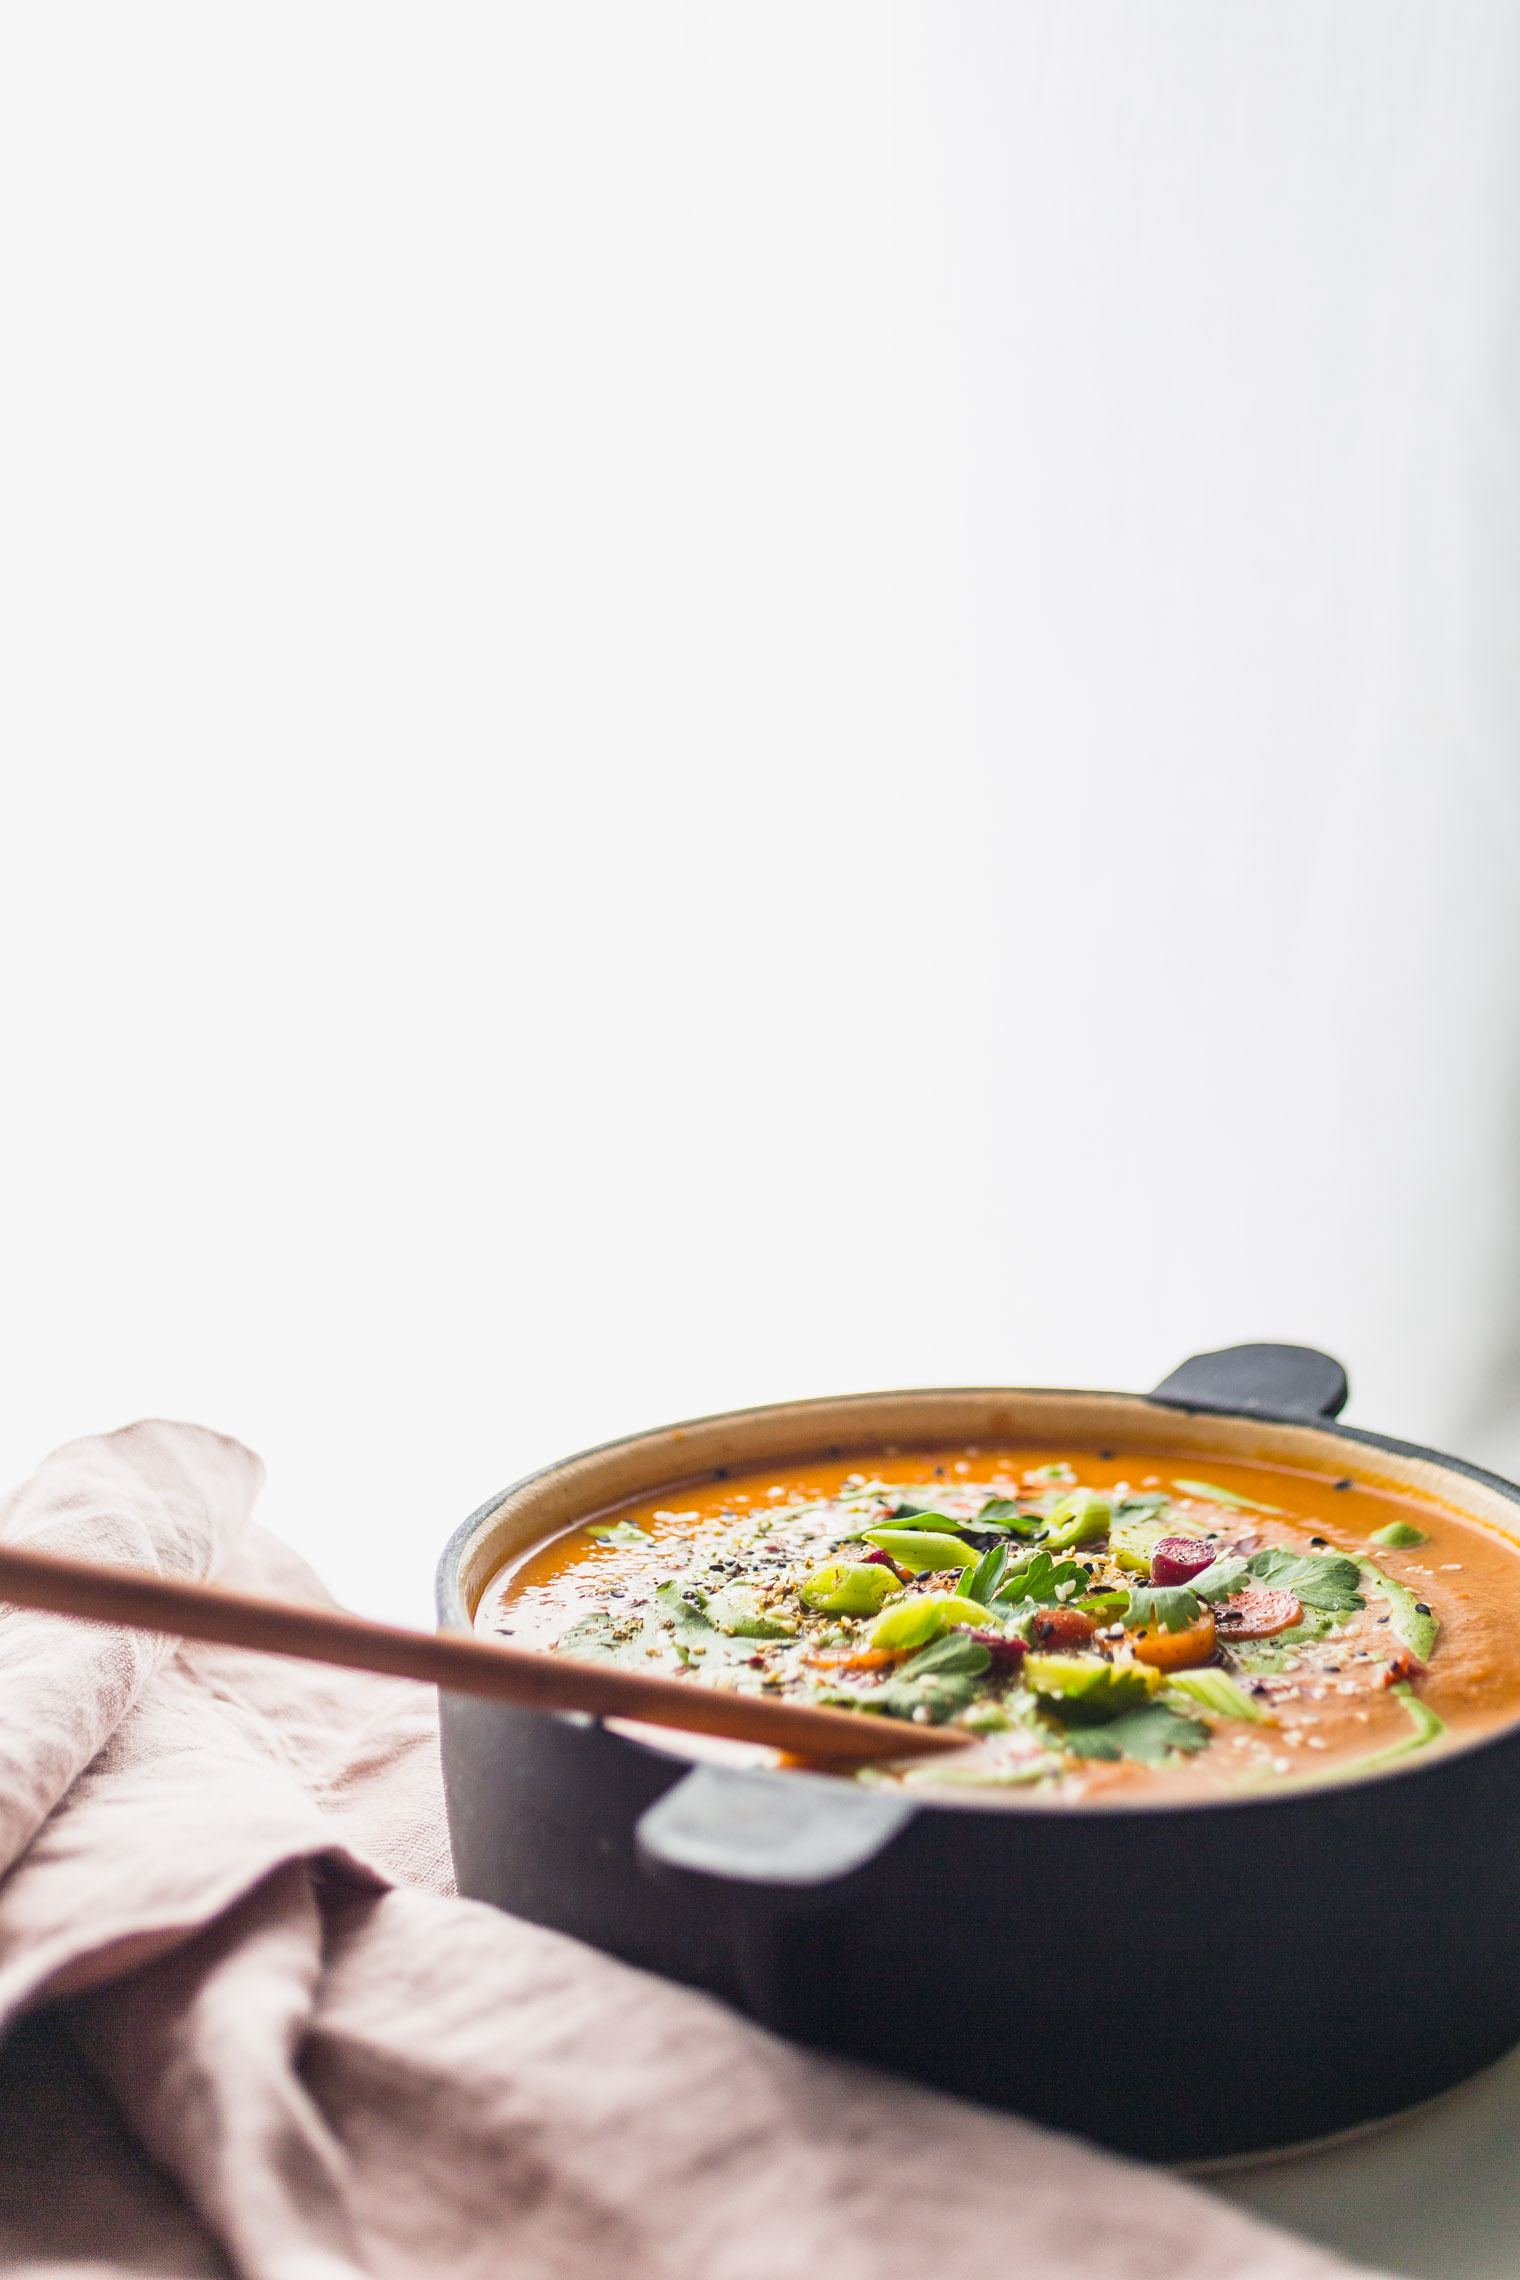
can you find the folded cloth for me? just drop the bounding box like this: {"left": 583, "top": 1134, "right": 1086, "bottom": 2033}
{"left": 0, "top": 1424, "right": 1382, "bottom": 2280}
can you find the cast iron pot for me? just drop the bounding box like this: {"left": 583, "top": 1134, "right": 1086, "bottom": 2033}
{"left": 436, "top": 1344, "right": 1520, "bottom": 2163}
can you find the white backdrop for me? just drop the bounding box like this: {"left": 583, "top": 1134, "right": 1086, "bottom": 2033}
{"left": 2, "top": 3, "right": 1518, "bottom": 1625}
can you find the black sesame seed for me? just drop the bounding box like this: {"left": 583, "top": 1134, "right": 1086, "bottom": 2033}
{"left": 1377, "top": 1616, "right": 1390, "bottom": 1625}
{"left": 1333, "top": 1478, "right": 1354, "bottom": 1491}
{"left": 714, "top": 1466, "right": 730, "bottom": 1480}
{"left": 1099, "top": 1450, "right": 1115, "bottom": 1462}
{"left": 1415, "top": 1602, "right": 1432, "bottom": 1616}
{"left": 1310, "top": 1537, "right": 1327, "bottom": 1547}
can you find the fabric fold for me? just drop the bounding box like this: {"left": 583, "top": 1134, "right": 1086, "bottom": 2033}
{"left": 0, "top": 1421, "right": 264, "bottom": 1876}
{"left": 72, "top": 1861, "right": 366, "bottom": 2280}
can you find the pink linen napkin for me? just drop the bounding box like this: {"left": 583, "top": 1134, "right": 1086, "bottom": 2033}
{"left": 0, "top": 1421, "right": 1383, "bottom": 2280}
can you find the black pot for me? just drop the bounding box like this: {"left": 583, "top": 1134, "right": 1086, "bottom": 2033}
{"left": 435, "top": 1345, "right": 1520, "bottom": 2163}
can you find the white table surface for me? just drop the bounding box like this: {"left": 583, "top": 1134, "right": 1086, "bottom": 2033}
{"left": 1209, "top": 2045, "right": 1520, "bottom": 2277}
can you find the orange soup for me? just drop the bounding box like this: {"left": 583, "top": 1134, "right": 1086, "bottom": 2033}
{"left": 476, "top": 1445, "right": 1520, "bottom": 1802}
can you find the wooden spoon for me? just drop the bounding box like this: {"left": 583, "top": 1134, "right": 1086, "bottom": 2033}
{"left": 0, "top": 1541, "right": 971, "bottom": 1764}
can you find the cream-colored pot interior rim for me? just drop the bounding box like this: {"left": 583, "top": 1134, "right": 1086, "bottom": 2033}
{"left": 442, "top": 1386, "right": 1520, "bottom": 1626}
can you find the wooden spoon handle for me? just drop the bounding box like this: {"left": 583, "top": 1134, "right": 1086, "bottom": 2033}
{"left": 0, "top": 1541, "right": 969, "bottom": 1763}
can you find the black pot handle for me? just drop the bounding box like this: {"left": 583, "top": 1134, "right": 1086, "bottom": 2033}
{"left": 636, "top": 1765, "right": 915, "bottom": 2035}
{"left": 1149, "top": 1341, "right": 1349, "bottom": 1421}
{"left": 636, "top": 1763, "right": 913, "bottom": 1905}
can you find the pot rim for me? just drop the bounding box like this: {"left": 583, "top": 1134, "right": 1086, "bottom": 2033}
{"left": 436, "top": 1381, "right": 1520, "bottom": 1820}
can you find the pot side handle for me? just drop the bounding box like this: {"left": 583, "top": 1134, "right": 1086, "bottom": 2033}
{"left": 1149, "top": 1341, "right": 1349, "bottom": 1422}
{"left": 635, "top": 1766, "right": 915, "bottom": 2037}
{"left": 636, "top": 1764, "right": 914, "bottom": 1908}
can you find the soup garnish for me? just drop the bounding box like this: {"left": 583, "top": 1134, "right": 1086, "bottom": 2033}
{"left": 477, "top": 1449, "right": 1520, "bottom": 1802}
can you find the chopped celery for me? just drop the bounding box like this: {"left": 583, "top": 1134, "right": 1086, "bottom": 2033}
{"left": 1042, "top": 1490, "right": 1112, "bottom": 1550}
{"left": 799, "top": 1561, "right": 903, "bottom": 1616}
{"left": 869, "top": 1591, "right": 988, "bottom": 1651}
{"left": 1023, "top": 1653, "right": 1160, "bottom": 1723}
{"left": 1164, "top": 1668, "right": 1267, "bottom": 1722}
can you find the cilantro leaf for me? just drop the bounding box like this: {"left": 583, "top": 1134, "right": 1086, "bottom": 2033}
{"left": 963, "top": 1542, "right": 1009, "bottom": 1605}
{"left": 874, "top": 1631, "right": 991, "bottom": 1723}
{"left": 899, "top": 1633, "right": 992, "bottom": 1679}
{"left": 1247, "top": 1547, "right": 1364, "bottom": 1613}
{"left": 991, "top": 1550, "right": 1088, "bottom": 1607}
{"left": 705, "top": 1588, "right": 796, "bottom": 1639}
{"left": 653, "top": 1580, "right": 763, "bottom": 1669}
{"left": 1063, "top": 1702, "right": 1211, "bottom": 1764}
{"left": 656, "top": 1578, "right": 711, "bottom": 1628}
{"left": 554, "top": 1608, "right": 662, "bottom": 1665}
{"left": 974, "top": 1496, "right": 1047, "bottom": 1538}
{"left": 1190, "top": 1555, "right": 1251, "bottom": 1602}
{"left": 872, "top": 1677, "right": 979, "bottom": 1725}
{"left": 819, "top": 1628, "right": 995, "bottom": 1724}
{"left": 1124, "top": 1585, "right": 1200, "bottom": 1635}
